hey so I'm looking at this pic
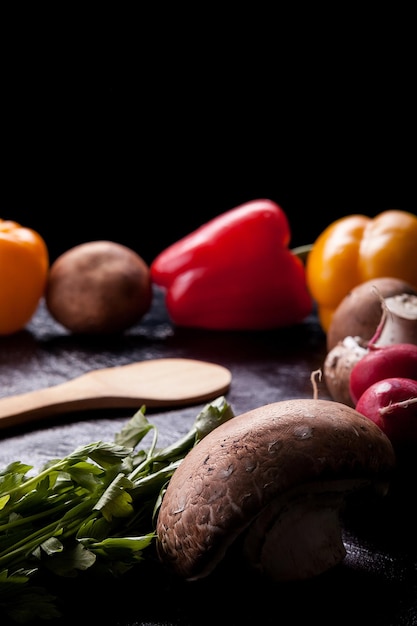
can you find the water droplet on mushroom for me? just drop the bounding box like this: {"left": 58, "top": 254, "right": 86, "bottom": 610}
{"left": 294, "top": 425, "right": 313, "bottom": 439}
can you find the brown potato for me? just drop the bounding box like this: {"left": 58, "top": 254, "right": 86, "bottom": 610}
{"left": 326, "top": 277, "right": 417, "bottom": 351}
{"left": 45, "top": 240, "right": 153, "bottom": 334}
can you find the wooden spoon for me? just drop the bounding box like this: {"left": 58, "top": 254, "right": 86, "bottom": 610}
{"left": 0, "top": 358, "right": 232, "bottom": 429}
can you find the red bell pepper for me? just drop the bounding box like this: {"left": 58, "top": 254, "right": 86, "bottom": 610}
{"left": 150, "top": 199, "right": 313, "bottom": 330}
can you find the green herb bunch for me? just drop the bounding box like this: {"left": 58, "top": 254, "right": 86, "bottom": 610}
{"left": 0, "top": 396, "right": 234, "bottom": 623}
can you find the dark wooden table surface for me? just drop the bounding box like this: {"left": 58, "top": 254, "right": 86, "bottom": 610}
{"left": 0, "top": 288, "right": 416, "bottom": 626}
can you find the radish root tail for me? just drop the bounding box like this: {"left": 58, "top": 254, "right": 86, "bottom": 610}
{"left": 379, "top": 396, "right": 417, "bottom": 416}
{"left": 310, "top": 369, "right": 322, "bottom": 400}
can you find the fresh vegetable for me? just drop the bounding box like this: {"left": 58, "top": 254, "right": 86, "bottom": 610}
{"left": 156, "top": 398, "right": 395, "bottom": 582}
{"left": 325, "top": 288, "right": 417, "bottom": 407}
{"left": 45, "top": 240, "right": 153, "bottom": 334}
{"left": 0, "top": 219, "right": 49, "bottom": 335}
{"left": 306, "top": 210, "right": 417, "bottom": 333}
{"left": 326, "top": 277, "right": 417, "bottom": 352}
{"left": 0, "top": 396, "right": 234, "bottom": 623}
{"left": 350, "top": 343, "right": 417, "bottom": 405}
{"left": 355, "top": 377, "right": 417, "bottom": 450}
{"left": 150, "top": 199, "right": 313, "bottom": 330}
{"left": 323, "top": 335, "right": 368, "bottom": 406}
{"left": 376, "top": 293, "right": 417, "bottom": 346}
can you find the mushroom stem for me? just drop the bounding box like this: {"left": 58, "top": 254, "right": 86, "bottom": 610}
{"left": 242, "top": 487, "right": 348, "bottom": 580}
{"left": 371, "top": 294, "right": 417, "bottom": 347}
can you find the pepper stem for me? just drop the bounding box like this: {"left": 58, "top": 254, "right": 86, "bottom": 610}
{"left": 291, "top": 244, "right": 313, "bottom": 264}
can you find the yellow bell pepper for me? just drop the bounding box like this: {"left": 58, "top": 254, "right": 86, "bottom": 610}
{"left": 306, "top": 210, "right": 417, "bottom": 333}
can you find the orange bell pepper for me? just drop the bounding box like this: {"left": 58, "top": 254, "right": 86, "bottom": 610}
{"left": 0, "top": 219, "right": 49, "bottom": 335}
{"left": 306, "top": 210, "right": 417, "bottom": 333}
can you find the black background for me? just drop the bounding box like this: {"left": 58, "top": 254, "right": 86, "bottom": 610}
{"left": 2, "top": 15, "right": 417, "bottom": 626}
{"left": 2, "top": 12, "right": 416, "bottom": 265}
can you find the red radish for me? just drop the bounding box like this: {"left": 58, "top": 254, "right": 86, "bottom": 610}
{"left": 355, "top": 377, "right": 417, "bottom": 449}
{"left": 349, "top": 343, "right": 417, "bottom": 405}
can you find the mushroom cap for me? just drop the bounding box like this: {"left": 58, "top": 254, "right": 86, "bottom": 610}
{"left": 156, "top": 398, "right": 395, "bottom": 580}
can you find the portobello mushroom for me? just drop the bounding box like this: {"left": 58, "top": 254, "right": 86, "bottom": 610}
{"left": 156, "top": 398, "right": 395, "bottom": 581}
